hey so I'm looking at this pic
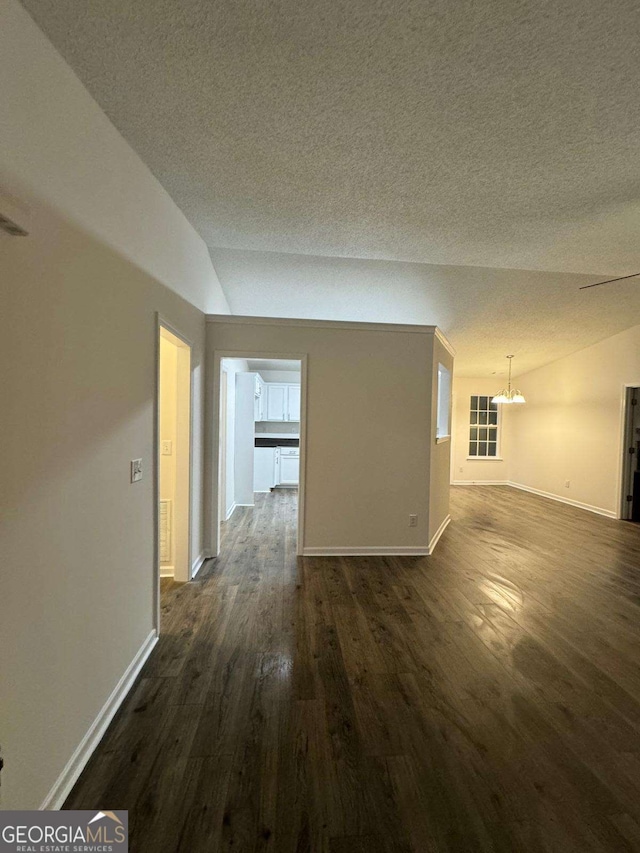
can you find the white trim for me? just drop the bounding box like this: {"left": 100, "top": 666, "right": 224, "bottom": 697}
{"left": 40, "top": 630, "right": 158, "bottom": 810}
{"left": 466, "top": 457, "right": 504, "bottom": 462}
{"left": 451, "top": 480, "right": 509, "bottom": 485}
{"left": 451, "top": 480, "right": 617, "bottom": 518}
{"left": 428, "top": 514, "right": 451, "bottom": 552}
{"left": 155, "top": 314, "right": 194, "bottom": 631}
{"left": 206, "top": 313, "right": 440, "bottom": 336}
{"left": 191, "top": 551, "right": 209, "bottom": 579}
{"left": 508, "top": 481, "right": 617, "bottom": 519}
{"left": 224, "top": 502, "right": 237, "bottom": 521}
{"left": 434, "top": 327, "right": 456, "bottom": 357}
{"left": 302, "top": 546, "right": 431, "bottom": 556}
{"left": 618, "top": 383, "right": 640, "bottom": 520}
{"left": 159, "top": 565, "right": 174, "bottom": 578}
{"left": 210, "top": 350, "right": 308, "bottom": 559}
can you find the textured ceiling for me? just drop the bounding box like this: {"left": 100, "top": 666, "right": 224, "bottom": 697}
{"left": 19, "top": 0, "right": 640, "bottom": 373}
{"left": 211, "top": 248, "right": 640, "bottom": 376}
{"left": 21, "top": 0, "right": 640, "bottom": 275}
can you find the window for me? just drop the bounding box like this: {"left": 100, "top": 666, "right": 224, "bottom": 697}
{"left": 468, "top": 395, "right": 499, "bottom": 457}
{"left": 436, "top": 363, "right": 451, "bottom": 441}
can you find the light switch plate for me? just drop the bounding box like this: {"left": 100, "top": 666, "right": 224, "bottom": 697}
{"left": 131, "top": 458, "right": 143, "bottom": 483}
{"left": 161, "top": 440, "right": 172, "bottom": 456}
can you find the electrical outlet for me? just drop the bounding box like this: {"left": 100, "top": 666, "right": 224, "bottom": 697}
{"left": 459, "top": 467, "right": 463, "bottom": 473}
{"left": 131, "top": 459, "right": 143, "bottom": 483}
{"left": 565, "top": 480, "right": 570, "bottom": 488}
{"left": 161, "top": 439, "right": 172, "bottom": 456}
{"left": 409, "top": 514, "right": 418, "bottom": 528}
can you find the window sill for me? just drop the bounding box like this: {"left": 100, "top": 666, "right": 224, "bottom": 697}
{"left": 466, "top": 457, "right": 504, "bottom": 461}
{"left": 436, "top": 435, "right": 450, "bottom": 444}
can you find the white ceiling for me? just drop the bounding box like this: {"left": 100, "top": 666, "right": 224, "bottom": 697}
{"left": 20, "top": 0, "right": 640, "bottom": 374}
{"left": 246, "top": 358, "right": 302, "bottom": 374}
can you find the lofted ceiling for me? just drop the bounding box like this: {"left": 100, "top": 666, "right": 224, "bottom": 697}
{"left": 20, "top": 0, "right": 640, "bottom": 374}
{"left": 212, "top": 249, "right": 640, "bottom": 376}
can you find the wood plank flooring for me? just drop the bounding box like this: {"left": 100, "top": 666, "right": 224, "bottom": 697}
{"left": 65, "top": 486, "right": 640, "bottom": 852}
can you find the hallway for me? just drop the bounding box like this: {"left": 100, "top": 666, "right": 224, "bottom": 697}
{"left": 66, "top": 488, "right": 640, "bottom": 852}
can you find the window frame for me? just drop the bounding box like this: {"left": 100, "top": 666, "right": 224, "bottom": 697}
{"left": 436, "top": 363, "right": 452, "bottom": 444}
{"left": 467, "top": 394, "right": 502, "bottom": 460}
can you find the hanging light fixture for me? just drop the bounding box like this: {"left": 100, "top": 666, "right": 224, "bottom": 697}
{"left": 492, "top": 355, "right": 526, "bottom": 404}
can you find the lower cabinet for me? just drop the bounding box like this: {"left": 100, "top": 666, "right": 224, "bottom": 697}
{"left": 278, "top": 448, "right": 300, "bottom": 485}
{"left": 254, "top": 445, "right": 300, "bottom": 490}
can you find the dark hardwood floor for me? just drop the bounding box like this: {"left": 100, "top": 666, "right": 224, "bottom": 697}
{"left": 65, "top": 486, "right": 640, "bottom": 852}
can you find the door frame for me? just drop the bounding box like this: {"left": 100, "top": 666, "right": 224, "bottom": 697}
{"left": 619, "top": 383, "right": 640, "bottom": 520}
{"left": 211, "top": 349, "right": 308, "bottom": 557}
{"left": 154, "top": 314, "right": 194, "bottom": 632}
{"left": 219, "top": 366, "right": 229, "bottom": 524}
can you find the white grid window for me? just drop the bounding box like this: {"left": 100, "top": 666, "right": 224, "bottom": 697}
{"left": 469, "top": 395, "right": 499, "bottom": 457}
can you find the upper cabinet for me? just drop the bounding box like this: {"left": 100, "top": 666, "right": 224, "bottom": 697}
{"left": 259, "top": 383, "right": 301, "bottom": 422}
{"left": 266, "top": 384, "right": 287, "bottom": 421}
{"left": 287, "top": 385, "right": 301, "bottom": 421}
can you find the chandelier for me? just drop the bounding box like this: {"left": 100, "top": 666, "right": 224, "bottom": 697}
{"left": 491, "top": 355, "right": 526, "bottom": 404}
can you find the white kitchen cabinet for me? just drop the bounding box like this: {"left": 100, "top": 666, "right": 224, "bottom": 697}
{"left": 287, "top": 385, "right": 301, "bottom": 421}
{"left": 277, "top": 447, "right": 300, "bottom": 485}
{"left": 266, "top": 384, "right": 287, "bottom": 421}
{"left": 261, "top": 383, "right": 301, "bottom": 422}
{"left": 253, "top": 447, "right": 276, "bottom": 492}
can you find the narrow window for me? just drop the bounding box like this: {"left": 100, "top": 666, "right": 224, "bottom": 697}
{"left": 436, "top": 364, "right": 451, "bottom": 441}
{"left": 468, "top": 395, "right": 499, "bottom": 457}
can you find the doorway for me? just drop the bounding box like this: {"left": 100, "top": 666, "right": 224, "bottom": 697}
{"left": 158, "top": 325, "right": 192, "bottom": 586}
{"left": 215, "top": 354, "right": 305, "bottom": 555}
{"left": 621, "top": 386, "right": 640, "bottom": 521}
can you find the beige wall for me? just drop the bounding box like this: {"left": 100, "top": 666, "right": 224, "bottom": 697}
{"left": 509, "top": 324, "right": 640, "bottom": 516}
{"left": 451, "top": 325, "right": 640, "bottom": 517}
{"left": 451, "top": 377, "right": 512, "bottom": 483}
{"left": 207, "top": 319, "right": 447, "bottom": 553}
{"left": 0, "top": 0, "right": 218, "bottom": 809}
{"left": 0, "top": 205, "right": 207, "bottom": 810}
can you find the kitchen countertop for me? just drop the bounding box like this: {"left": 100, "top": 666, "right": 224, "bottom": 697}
{"left": 255, "top": 436, "right": 299, "bottom": 448}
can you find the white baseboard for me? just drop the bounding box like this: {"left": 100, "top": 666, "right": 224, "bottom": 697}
{"left": 302, "top": 545, "right": 431, "bottom": 556}
{"left": 191, "top": 551, "right": 210, "bottom": 579}
{"left": 428, "top": 514, "right": 451, "bottom": 552}
{"left": 301, "top": 520, "right": 452, "bottom": 556}
{"left": 224, "top": 502, "right": 237, "bottom": 521}
{"left": 507, "top": 481, "right": 617, "bottom": 519}
{"left": 159, "top": 565, "right": 174, "bottom": 578}
{"left": 40, "top": 629, "right": 158, "bottom": 810}
{"left": 451, "top": 480, "right": 509, "bottom": 486}
{"left": 451, "top": 479, "right": 617, "bottom": 518}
